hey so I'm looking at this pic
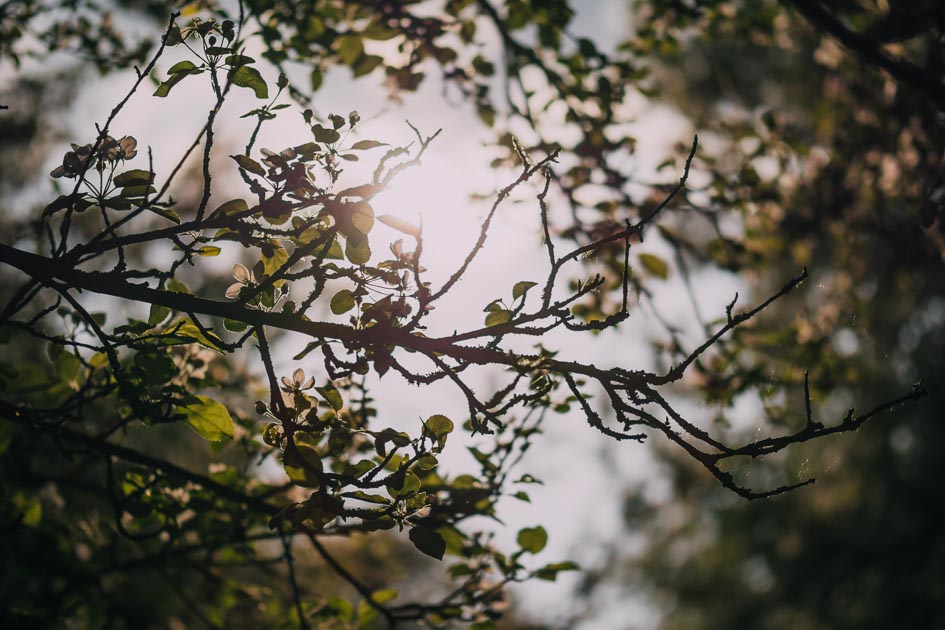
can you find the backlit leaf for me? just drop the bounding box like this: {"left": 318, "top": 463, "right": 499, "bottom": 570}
{"left": 231, "top": 65, "right": 269, "bottom": 98}
{"left": 180, "top": 396, "right": 234, "bottom": 442}
{"left": 512, "top": 281, "right": 537, "bottom": 301}
{"left": 330, "top": 289, "right": 356, "bottom": 314}
{"left": 377, "top": 214, "right": 420, "bottom": 238}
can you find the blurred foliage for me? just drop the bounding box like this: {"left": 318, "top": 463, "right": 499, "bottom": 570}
{"left": 575, "top": 1, "right": 945, "bottom": 628}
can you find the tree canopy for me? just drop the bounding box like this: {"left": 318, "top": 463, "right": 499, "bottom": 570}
{"left": 0, "top": 1, "right": 937, "bottom": 627}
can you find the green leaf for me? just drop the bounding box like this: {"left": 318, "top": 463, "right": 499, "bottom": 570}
{"left": 102, "top": 196, "right": 132, "bottom": 210}
{"left": 225, "top": 54, "right": 255, "bottom": 67}
{"left": 230, "top": 155, "right": 266, "bottom": 176}
{"left": 133, "top": 351, "right": 177, "bottom": 383}
{"left": 42, "top": 193, "right": 81, "bottom": 217}
{"left": 377, "top": 214, "right": 420, "bottom": 237}
{"left": 344, "top": 460, "right": 375, "bottom": 479}
{"left": 424, "top": 414, "right": 453, "bottom": 450}
{"left": 373, "top": 588, "right": 398, "bottom": 604}
{"left": 154, "top": 71, "right": 188, "bottom": 97}
{"left": 196, "top": 246, "right": 220, "bottom": 256}
{"left": 639, "top": 253, "right": 669, "bottom": 279}
{"left": 223, "top": 318, "right": 248, "bottom": 332}
{"left": 517, "top": 526, "right": 548, "bottom": 554}
{"left": 389, "top": 471, "right": 421, "bottom": 499}
{"left": 330, "top": 289, "right": 356, "bottom": 315}
{"left": 261, "top": 241, "right": 289, "bottom": 285}
{"left": 231, "top": 65, "right": 269, "bottom": 98}
{"left": 357, "top": 587, "right": 397, "bottom": 626}
{"left": 353, "top": 54, "right": 384, "bottom": 77}
{"left": 409, "top": 526, "right": 446, "bottom": 560}
{"left": 213, "top": 198, "right": 249, "bottom": 216}
{"left": 324, "top": 239, "right": 344, "bottom": 260}
{"left": 293, "top": 341, "right": 322, "bottom": 360}
{"left": 415, "top": 454, "right": 438, "bottom": 470}
{"left": 350, "top": 202, "right": 374, "bottom": 235}
{"left": 337, "top": 35, "right": 364, "bottom": 66}
{"left": 345, "top": 237, "right": 371, "bottom": 265}
{"left": 342, "top": 491, "right": 389, "bottom": 505}
{"left": 168, "top": 60, "right": 197, "bottom": 74}
{"left": 149, "top": 206, "right": 181, "bottom": 224}
{"left": 485, "top": 310, "right": 512, "bottom": 327}
{"left": 513, "top": 280, "right": 537, "bottom": 301}
{"left": 119, "top": 185, "right": 156, "bottom": 199}
{"left": 148, "top": 304, "right": 170, "bottom": 327}
{"left": 172, "top": 321, "right": 226, "bottom": 352}
{"left": 54, "top": 350, "right": 81, "bottom": 384}
{"left": 310, "top": 67, "right": 323, "bottom": 91}
{"left": 535, "top": 561, "right": 580, "bottom": 581}
{"left": 312, "top": 124, "right": 341, "bottom": 144}
{"left": 316, "top": 383, "right": 344, "bottom": 411}
{"left": 113, "top": 169, "right": 154, "bottom": 187}
{"left": 350, "top": 139, "right": 388, "bottom": 151}
{"left": 166, "top": 279, "right": 190, "bottom": 294}
{"left": 180, "top": 396, "right": 234, "bottom": 442}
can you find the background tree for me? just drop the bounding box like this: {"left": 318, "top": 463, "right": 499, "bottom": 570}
{"left": 0, "top": 1, "right": 933, "bottom": 627}
{"left": 574, "top": 1, "right": 945, "bottom": 627}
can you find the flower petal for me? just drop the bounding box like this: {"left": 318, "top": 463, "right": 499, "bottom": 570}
{"left": 225, "top": 283, "right": 243, "bottom": 299}
{"left": 292, "top": 368, "right": 305, "bottom": 385}
{"left": 232, "top": 263, "right": 250, "bottom": 283}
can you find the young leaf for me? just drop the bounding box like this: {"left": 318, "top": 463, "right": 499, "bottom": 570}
{"left": 517, "top": 526, "right": 548, "bottom": 554}
{"left": 512, "top": 280, "right": 537, "bottom": 301}
{"left": 424, "top": 414, "right": 453, "bottom": 450}
{"left": 330, "top": 289, "right": 356, "bottom": 314}
{"left": 485, "top": 310, "right": 512, "bottom": 327}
